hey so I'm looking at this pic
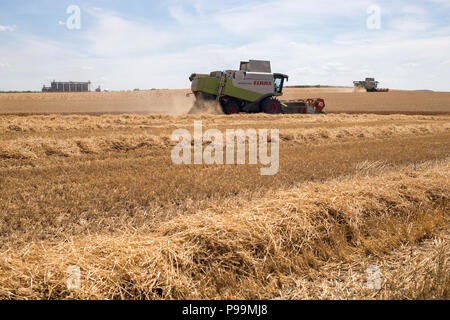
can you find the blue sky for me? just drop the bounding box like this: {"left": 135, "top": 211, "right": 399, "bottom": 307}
{"left": 1, "top": 0, "right": 450, "bottom": 91}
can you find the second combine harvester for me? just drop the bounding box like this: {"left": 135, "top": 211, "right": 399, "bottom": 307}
{"left": 189, "top": 60, "right": 325, "bottom": 115}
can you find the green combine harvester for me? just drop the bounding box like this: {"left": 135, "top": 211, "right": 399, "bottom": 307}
{"left": 189, "top": 60, "right": 325, "bottom": 115}
{"left": 353, "top": 78, "right": 389, "bottom": 92}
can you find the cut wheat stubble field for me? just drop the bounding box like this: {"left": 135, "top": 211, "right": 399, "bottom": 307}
{"left": 0, "top": 90, "right": 449, "bottom": 299}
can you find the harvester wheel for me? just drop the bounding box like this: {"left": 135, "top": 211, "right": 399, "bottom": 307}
{"left": 222, "top": 101, "right": 240, "bottom": 115}
{"left": 261, "top": 97, "right": 282, "bottom": 114}
{"left": 314, "top": 98, "right": 326, "bottom": 112}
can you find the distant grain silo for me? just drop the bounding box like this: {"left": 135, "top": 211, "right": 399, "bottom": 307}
{"left": 42, "top": 81, "right": 91, "bottom": 92}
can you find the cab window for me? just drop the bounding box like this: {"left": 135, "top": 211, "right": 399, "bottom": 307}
{"left": 274, "top": 76, "right": 284, "bottom": 93}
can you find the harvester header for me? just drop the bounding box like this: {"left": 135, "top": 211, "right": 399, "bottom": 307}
{"left": 189, "top": 60, "right": 325, "bottom": 115}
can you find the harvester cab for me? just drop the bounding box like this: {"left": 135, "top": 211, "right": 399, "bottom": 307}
{"left": 189, "top": 60, "right": 325, "bottom": 115}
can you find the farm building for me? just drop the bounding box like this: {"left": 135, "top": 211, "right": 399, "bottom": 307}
{"left": 42, "top": 81, "right": 91, "bottom": 92}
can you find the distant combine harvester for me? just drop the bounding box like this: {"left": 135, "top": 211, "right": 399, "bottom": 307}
{"left": 353, "top": 78, "right": 389, "bottom": 92}
{"left": 42, "top": 81, "right": 91, "bottom": 92}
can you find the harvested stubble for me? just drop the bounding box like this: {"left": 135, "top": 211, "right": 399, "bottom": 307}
{"left": 0, "top": 135, "right": 169, "bottom": 160}
{"left": 1, "top": 119, "right": 449, "bottom": 162}
{"left": 0, "top": 159, "right": 448, "bottom": 300}
{"left": 1, "top": 114, "right": 448, "bottom": 134}
{"left": 279, "top": 123, "right": 450, "bottom": 143}
{"left": 280, "top": 228, "right": 449, "bottom": 300}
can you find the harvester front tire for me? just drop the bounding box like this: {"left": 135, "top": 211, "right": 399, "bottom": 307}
{"left": 223, "top": 101, "right": 240, "bottom": 115}
{"left": 261, "top": 97, "right": 282, "bottom": 114}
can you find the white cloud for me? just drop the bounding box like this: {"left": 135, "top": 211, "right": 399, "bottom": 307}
{"left": 322, "top": 62, "right": 347, "bottom": 73}
{"left": 168, "top": 5, "right": 196, "bottom": 24}
{"left": 403, "top": 62, "right": 419, "bottom": 68}
{"left": 392, "top": 19, "right": 433, "bottom": 33}
{"left": 83, "top": 8, "right": 181, "bottom": 57}
{"left": 427, "top": 0, "right": 450, "bottom": 6}
{"left": 209, "top": 0, "right": 371, "bottom": 38}
{"left": 0, "top": 25, "right": 16, "bottom": 32}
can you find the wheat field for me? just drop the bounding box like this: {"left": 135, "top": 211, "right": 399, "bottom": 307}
{"left": 1, "top": 88, "right": 450, "bottom": 115}
{"left": 0, "top": 90, "right": 449, "bottom": 300}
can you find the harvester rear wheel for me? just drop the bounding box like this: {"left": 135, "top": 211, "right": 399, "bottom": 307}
{"left": 222, "top": 101, "right": 240, "bottom": 115}
{"left": 261, "top": 97, "right": 282, "bottom": 114}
